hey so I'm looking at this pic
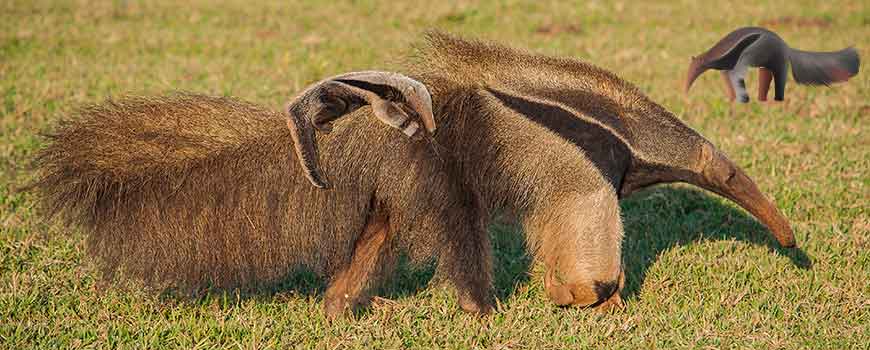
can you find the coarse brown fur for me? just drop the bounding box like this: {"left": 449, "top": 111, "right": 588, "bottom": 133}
{"left": 29, "top": 32, "right": 795, "bottom": 317}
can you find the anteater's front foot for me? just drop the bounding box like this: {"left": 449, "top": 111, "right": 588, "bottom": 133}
{"left": 544, "top": 269, "right": 625, "bottom": 312}
{"left": 545, "top": 281, "right": 625, "bottom": 312}
{"left": 594, "top": 291, "right": 625, "bottom": 313}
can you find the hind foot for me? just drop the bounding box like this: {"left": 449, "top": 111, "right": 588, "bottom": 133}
{"left": 323, "top": 213, "right": 394, "bottom": 320}
{"left": 457, "top": 291, "right": 494, "bottom": 315}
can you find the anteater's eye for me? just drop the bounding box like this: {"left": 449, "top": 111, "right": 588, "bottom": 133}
{"left": 725, "top": 168, "right": 737, "bottom": 184}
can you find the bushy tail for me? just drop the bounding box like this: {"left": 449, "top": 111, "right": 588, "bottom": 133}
{"left": 788, "top": 47, "right": 860, "bottom": 85}
{"left": 28, "top": 93, "right": 295, "bottom": 290}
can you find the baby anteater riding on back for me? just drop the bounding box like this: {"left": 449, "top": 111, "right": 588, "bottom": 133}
{"left": 30, "top": 32, "right": 796, "bottom": 318}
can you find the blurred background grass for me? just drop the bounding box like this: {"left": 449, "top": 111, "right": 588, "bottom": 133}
{"left": 1, "top": 0, "right": 867, "bottom": 348}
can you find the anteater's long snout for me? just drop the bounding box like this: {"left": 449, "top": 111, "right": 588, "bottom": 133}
{"left": 684, "top": 58, "right": 706, "bottom": 94}
{"left": 693, "top": 145, "right": 796, "bottom": 247}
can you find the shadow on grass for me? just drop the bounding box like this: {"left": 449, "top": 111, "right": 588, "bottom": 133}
{"left": 372, "top": 185, "right": 811, "bottom": 306}
{"left": 161, "top": 185, "right": 808, "bottom": 310}
{"left": 273, "top": 218, "right": 533, "bottom": 303}
{"left": 618, "top": 186, "right": 811, "bottom": 299}
{"left": 162, "top": 219, "right": 533, "bottom": 312}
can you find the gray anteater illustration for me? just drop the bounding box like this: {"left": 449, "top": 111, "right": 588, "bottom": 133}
{"left": 29, "top": 32, "right": 796, "bottom": 318}
{"left": 685, "top": 27, "right": 860, "bottom": 102}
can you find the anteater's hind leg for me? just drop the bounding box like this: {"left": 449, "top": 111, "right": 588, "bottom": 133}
{"left": 323, "top": 213, "right": 396, "bottom": 319}
{"left": 439, "top": 218, "right": 494, "bottom": 315}
{"left": 757, "top": 67, "right": 773, "bottom": 101}
{"left": 430, "top": 193, "right": 494, "bottom": 315}
{"left": 771, "top": 64, "right": 788, "bottom": 101}
{"left": 535, "top": 188, "right": 625, "bottom": 311}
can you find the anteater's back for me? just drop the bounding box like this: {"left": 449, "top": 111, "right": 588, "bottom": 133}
{"left": 30, "top": 93, "right": 378, "bottom": 290}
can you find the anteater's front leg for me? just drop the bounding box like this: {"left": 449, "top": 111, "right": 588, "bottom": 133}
{"left": 720, "top": 70, "right": 737, "bottom": 101}
{"left": 757, "top": 67, "right": 773, "bottom": 101}
{"left": 532, "top": 188, "right": 625, "bottom": 311}
{"left": 725, "top": 66, "right": 751, "bottom": 103}
{"left": 323, "top": 213, "right": 396, "bottom": 319}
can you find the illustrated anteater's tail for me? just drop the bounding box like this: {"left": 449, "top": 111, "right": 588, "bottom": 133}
{"left": 28, "top": 93, "right": 300, "bottom": 291}
{"left": 787, "top": 47, "right": 860, "bottom": 85}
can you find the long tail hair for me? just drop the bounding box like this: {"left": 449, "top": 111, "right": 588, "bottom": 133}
{"left": 788, "top": 47, "right": 860, "bottom": 85}
{"left": 28, "top": 93, "right": 306, "bottom": 291}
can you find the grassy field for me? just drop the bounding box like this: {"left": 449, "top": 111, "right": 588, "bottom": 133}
{"left": 2, "top": 0, "right": 868, "bottom": 348}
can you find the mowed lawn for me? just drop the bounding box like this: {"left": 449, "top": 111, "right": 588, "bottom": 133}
{"left": 1, "top": 0, "right": 867, "bottom": 348}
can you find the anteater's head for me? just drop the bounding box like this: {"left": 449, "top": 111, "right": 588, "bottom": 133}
{"left": 415, "top": 31, "right": 794, "bottom": 248}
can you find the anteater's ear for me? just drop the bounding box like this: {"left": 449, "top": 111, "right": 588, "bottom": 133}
{"left": 286, "top": 71, "right": 435, "bottom": 189}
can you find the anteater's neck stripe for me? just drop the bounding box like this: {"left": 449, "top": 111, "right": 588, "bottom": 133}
{"left": 484, "top": 87, "right": 633, "bottom": 154}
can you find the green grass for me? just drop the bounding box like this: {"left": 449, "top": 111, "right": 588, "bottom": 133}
{"left": 2, "top": 0, "right": 868, "bottom": 348}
